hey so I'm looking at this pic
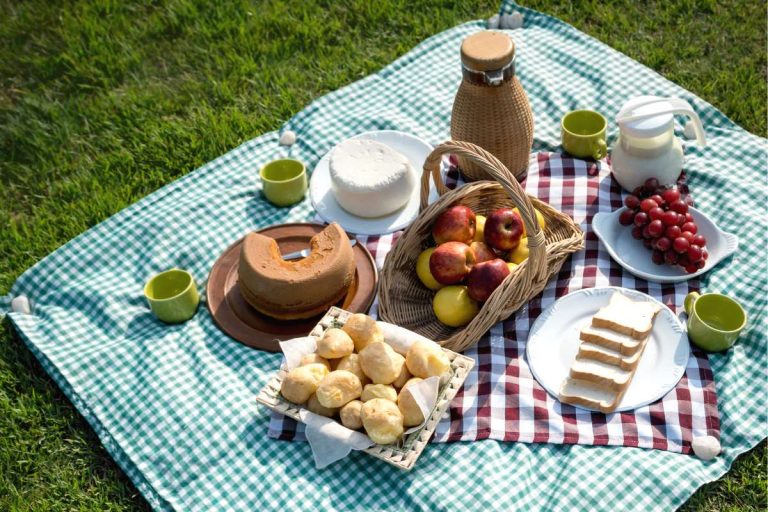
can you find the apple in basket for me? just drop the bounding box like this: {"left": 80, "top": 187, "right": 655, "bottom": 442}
{"left": 467, "top": 258, "right": 510, "bottom": 302}
{"left": 429, "top": 241, "right": 476, "bottom": 285}
{"left": 484, "top": 207, "right": 524, "bottom": 251}
{"left": 469, "top": 241, "right": 497, "bottom": 263}
{"left": 432, "top": 205, "right": 476, "bottom": 244}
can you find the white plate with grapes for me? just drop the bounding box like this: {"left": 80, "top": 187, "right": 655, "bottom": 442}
{"left": 592, "top": 189, "right": 738, "bottom": 283}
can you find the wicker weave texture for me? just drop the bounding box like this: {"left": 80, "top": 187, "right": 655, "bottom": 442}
{"left": 256, "top": 307, "right": 475, "bottom": 471}
{"left": 378, "top": 141, "right": 584, "bottom": 353}
{"left": 451, "top": 78, "right": 534, "bottom": 181}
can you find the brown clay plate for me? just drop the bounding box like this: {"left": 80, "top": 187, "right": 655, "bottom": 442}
{"left": 206, "top": 223, "right": 377, "bottom": 352}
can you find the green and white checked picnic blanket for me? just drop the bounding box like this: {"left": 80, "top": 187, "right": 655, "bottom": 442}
{"left": 3, "top": 1, "right": 766, "bottom": 510}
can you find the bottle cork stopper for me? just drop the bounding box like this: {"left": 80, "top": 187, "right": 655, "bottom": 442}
{"left": 460, "top": 31, "right": 515, "bottom": 72}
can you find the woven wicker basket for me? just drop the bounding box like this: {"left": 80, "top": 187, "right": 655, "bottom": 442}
{"left": 378, "top": 141, "right": 585, "bottom": 353}
{"left": 256, "top": 307, "right": 475, "bottom": 471}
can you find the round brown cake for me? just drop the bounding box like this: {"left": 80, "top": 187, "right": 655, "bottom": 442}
{"left": 237, "top": 223, "right": 356, "bottom": 320}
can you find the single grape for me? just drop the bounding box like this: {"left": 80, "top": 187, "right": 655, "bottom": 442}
{"left": 624, "top": 195, "right": 641, "bottom": 209}
{"left": 631, "top": 226, "right": 644, "bottom": 240}
{"left": 662, "top": 211, "right": 679, "bottom": 226}
{"left": 644, "top": 177, "right": 660, "bottom": 192}
{"left": 678, "top": 253, "right": 691, "bottom": 267}
{"left": 665, "top": 250, "right": 679, "bottom": 264}
{"left": 619, "top": 209, "right": 635, "bottom": 226}
{"left": 692, "top": 234, "right": 706, "bottom": 247}
{"left": 654, "top": 187, "right": 667, "bottom": 196}
{"left": 681, "top": 222, "right": 697, "bottom": 234}
{"left": 684, "top": 264, "right": 698, "bottom": 274}
{"left": 687, "top": 244, "right": 703, "bottom": 262}
{"left": 650, "top": 194, "right": 665, "bottom": 206}
{"left": 632, "top": 186, "right": 645, "bottom": 198}
{"left": 648, "top": 220, "right": 664, "bottom": 237}
{"left": 651, "top": 250, "right": 665, "bottom": 265}
{"left": 640, "top": 198, "right": 658, "bottom": 212}
{"left": 702, "top": 249, "right": 709, "bottom": 260}
{"left": 642, "top": 238, "right": 653, "bottom": 249}
{"left": 665, "top": 225, "right": 682, "bottom": 239}
{"left": 642, "top": 225, "right": 652, "bottom": 239}
{"left": 676, "top": 213, "right": 686, "bottom": 226}
{"left": 673, "top": 236, "right": 690, "bottom": 253}
{"left": 670, "top": 200, "right": 688, "bottom": 214}
{"left": 662, "top": 188, "right": 681, "bottom": 204}
{"left": 684, "top": 212, "right": 694, "bottom": 223}
{"left": 681, "top": 231, "right": 695, "bottom": 243}
{"left": 634, "top": 212, "right": 649, "bottom": 226}
{"left": 696, "top": 259, "right": 706, "bottom": 269}
{"left": 654, "top": 236, "right": 671, "bottom": 251}
{"left": 649, "top": 207, "right": 665, "bottom": 221}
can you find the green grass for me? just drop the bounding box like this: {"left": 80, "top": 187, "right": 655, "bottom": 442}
{"left": 0, "top": 0, "right": 765, "bottom": 509}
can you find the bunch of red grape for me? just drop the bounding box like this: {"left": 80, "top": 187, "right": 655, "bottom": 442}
{"left": 618, "top": 178, "right": 708, "bottom": 274}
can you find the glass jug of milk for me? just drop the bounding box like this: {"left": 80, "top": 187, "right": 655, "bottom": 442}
{"left": 611, "top": 96, "right": 706, "bottom": 191}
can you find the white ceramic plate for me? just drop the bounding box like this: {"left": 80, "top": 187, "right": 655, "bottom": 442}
{"left": 526, "top": 287, "right": 690, "bottom": 413}
{"left": 592, "top": 207, "right": 738, "bottom": 283}
{"left": 310, "top": 130, "right": 439, "bottom": 235}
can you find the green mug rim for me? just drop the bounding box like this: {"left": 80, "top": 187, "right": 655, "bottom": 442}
{"left": 144, "top": 269, "right": 195, "bottom": 302}
{"left": 259, "top": 159, "right": 306, "bottom": 184}
{"left": 690, "top": 292, "right": 748, "bottom": 334}
{"left": 561, "top": 109, "right": 607, "bottom": 138}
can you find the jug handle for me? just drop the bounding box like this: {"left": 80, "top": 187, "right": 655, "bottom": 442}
{"left": 617, "top": 98, "right": 707, "bottom": 146}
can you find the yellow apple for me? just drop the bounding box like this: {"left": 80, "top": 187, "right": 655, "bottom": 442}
{"left": 508, "top": 237, "right": 529, "bottom": 264}
{"left": 512, "top": 207, "right": 546, "bottom": 237}
{"left": 432, "top": 285, "right": 479, "bottom": 327}
{"left": 473, "top": 214, "right": 486, "bottom": 242}
{"left": 507, "top": 262, "right": 519, "bottom": 273}
{"left": 416, "top": 248, "right": 444, "bottom": 290}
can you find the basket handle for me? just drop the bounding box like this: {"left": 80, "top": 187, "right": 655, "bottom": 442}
{"left": 419, "top": 140, "right": 548, "bottom": 292}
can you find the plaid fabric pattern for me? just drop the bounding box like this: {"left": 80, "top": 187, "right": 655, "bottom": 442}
{"left": 268, "top": 153, "right": 721, "bottom": 454}
{"left": 4, "top": 1, "right": 766, "bottom": 510}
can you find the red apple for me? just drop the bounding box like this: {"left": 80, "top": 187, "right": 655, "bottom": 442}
{"left": 429, "top": 242, "right": 476, "bottom": 285}
{"left": 432, "top": 205, "right": 476, "bottom": 244}
{"left": 469, "top": 241, "right": 496, "bottom": 263}
{"left": 484, "top": 208, "right": 524, "bottom": 251}
{"left": 467, "top": 258, "right": 510, "bottom": 302}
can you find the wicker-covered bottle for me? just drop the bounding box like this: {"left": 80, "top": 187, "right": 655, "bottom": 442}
{"left": 450, "top": 31, "right": 534, "bottom": 181}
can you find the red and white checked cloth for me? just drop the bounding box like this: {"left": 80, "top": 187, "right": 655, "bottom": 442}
{"left": 268, "top": 152, "right": 720, "bottom": 454}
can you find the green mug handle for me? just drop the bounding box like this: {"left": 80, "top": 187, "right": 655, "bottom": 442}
{"left": 684, "top": 291, "right": 700, "bottom": 315}
{"left": 592, "top": 139, "right": 607, "bottom": 160}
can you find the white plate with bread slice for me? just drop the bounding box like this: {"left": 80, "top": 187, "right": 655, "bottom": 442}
{"left": 526, "top": 287, "right": 690, "bottom": 413}
{"left": 310, "top": 130, "right": 439, "bottom": 235}
{"left": 592, "top": 207, "right": 738, "bottom": 283}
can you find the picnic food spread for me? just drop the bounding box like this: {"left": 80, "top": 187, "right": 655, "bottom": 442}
{"left": 559, "top": 292, "right": 662, "bottom": 413}
{"left": 329, "top": 139, "right": 417, "bottom": 218}
{"left": 237, "top": 222, "right": 355, "bottom": 320}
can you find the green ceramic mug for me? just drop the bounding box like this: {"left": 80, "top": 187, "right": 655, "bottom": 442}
{"left": 684, "top": 291, "right": 747, "bottom": 352}
{"left": 260, "top": 158, "right": 307, "bottom": 207}
{"left": 561, "top": 110, "right": 608, "bottom": 160}
{"left": 144, "top": 269, "right": 200, "bottom": 324}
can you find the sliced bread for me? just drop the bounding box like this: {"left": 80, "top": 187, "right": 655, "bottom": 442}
{"left": 577, "top": 342, "right": 643, "bottom": 371}
{"left": 569, "top": 359, "right": 632, "bottom": 390}
{"left": 559, "top": 378, "right": 619, "bottom": 414}
{"left": 591, "top": 293, "right": 662, "bottom": 339}
{"left": 579, "top": 325, "right": 644, "bottom": 356}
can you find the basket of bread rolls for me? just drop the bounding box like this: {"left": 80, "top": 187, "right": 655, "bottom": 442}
{"left": 256, "top": 307, "right": 474, "bottom": 470}
{"left": 378, "top": 141, "right": 584, "bottom": 353}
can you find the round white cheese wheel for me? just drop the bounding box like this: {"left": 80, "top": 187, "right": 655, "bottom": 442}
{"left": 329, "top": 139, "right": 416, "bottom": 218}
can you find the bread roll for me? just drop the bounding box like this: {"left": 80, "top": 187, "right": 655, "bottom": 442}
{"left": 361, "top": 398, "right": 404, "bottom": 445}
{"left": 300, "top": 353, "right": 331, "bottom": 371}
{"left": 280, "top": 363, "right": 328, "bottom": 404}
{"left": 405, "top": 340, "right": 451, "bottom": 378}
{"left": 359, "top": 341, "right": 405, "bottom": 385}
{"left": 339, "top": 400, "right": 364, "bottom": 430}
{"left": 397, "top": 378, "right": 425, "bottom": 427}
{"left": 306, "top": 393, "right": 338, "bottom": 418}
{"left": 315, "top": 370, "right": 362, "bottom": 408}
{"left": 342, "top": 314, "right": 384, "bottom": 352}
{"left": 316, "top": 328, "right": 354, "bottom": 359}
{"left": 361, "top": 384, "right": 397, "bottom": 403}
{"left": 392, "top": 364, "right": 412, "bottom": 389}
{"left": 334, "top": 354, "right": 369, "bottom": 385}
